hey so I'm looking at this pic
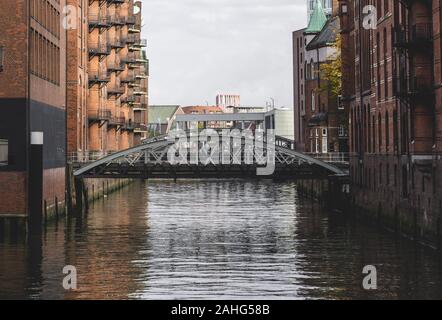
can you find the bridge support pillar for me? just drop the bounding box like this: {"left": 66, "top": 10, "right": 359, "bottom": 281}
{"left": 74, "top": 177, "right": 86, "bottom": 217}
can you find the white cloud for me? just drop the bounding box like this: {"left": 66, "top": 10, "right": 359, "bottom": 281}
{"left": 141, "top": 0, "right": 307, "bottom": 108}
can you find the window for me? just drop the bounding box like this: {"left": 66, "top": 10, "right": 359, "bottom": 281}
{"left": 311, "top": 91, "right": 316, "bottom": 111}
{"left": 0, "top": 46, "right": 4, "bottom": 72}
{"left": 322, "top": 128, "right": 328, "bottom": 137}
{"left": 322, "top": 136, "right": 328, "bottom": 154}
{"left": 338, "top": 95, "right": 344, "bottom": 110}
{"left": 0, "top": 139, "right": 8, "bottom": 166}
{"left": 341, "top": 4, "right": 348, "bottom": 14}
{"left": 339, "top": 125, "right": 345, "bottom": 137}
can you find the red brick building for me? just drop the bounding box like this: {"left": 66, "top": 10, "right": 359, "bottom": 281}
{"left": 67, "top": 0, "right": 149, "bottom": 156}
{"left": 0, "top": 0, "right": 67, "bottom": 222}
{"left": 339, "top": 0, "right": 442, "bottom": 244}
{"left": 293, "top": 0, "right": 348, "bottom": 154}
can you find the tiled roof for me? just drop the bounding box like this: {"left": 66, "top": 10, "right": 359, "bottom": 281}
{"left": 307, "top": 16, "right": 340, "bottom": 50}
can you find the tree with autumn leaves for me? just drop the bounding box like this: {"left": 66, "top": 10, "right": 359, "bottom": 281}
{"left": 318, "top": 33, "right": 342, "bottom": 98}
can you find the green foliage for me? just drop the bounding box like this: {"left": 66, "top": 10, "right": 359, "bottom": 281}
{"left": 318, "top": 34, "right": 342, "bottom": 97}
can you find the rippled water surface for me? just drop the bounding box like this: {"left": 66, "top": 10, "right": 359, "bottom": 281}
{"left": 1, "top": 180, "right": 442, "bottom": 300}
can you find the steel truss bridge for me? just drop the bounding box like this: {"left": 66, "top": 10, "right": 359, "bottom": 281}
{"left": 71, "top": 132, "right": 348, "bottom": 180}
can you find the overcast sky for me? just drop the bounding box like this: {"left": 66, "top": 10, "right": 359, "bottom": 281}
{"left": 141, "top": 0, "right": 307, "bottom": 108}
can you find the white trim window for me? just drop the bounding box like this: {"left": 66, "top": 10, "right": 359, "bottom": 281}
{"left": 339, "top": 125, "right": 345, "bottom": 137}
{"left": 0, "top": 139, "right": 8, "bottom": 166}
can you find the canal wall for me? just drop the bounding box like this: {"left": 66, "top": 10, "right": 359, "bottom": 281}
{"left": 296, "top": 178, "right": 351, "bottom": 213}
{"left": 67, "top": 164, "right": 134, "bottom": 216}
{"left": 298, "top": 178, "right": 442, "bottom": 249}
{"left": 350, "top": 185, "right": 442, "bottom": 249}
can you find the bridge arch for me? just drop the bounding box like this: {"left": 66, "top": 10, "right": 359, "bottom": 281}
{"left": 72, "top": 133, "right": 346, "bottom": 179}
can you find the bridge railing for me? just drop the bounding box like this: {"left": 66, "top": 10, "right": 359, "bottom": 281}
{"left": 68, "top": 151, "right": 114, "bottom": 164}
{"left": 305, "top": 152, "right": 350, "bottom": 164}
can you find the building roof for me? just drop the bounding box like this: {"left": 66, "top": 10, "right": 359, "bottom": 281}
{"left": 305, "top": 0, "right": 327, "bottom": 35}
{"left": 182, "top": 106, "right": 223, "bottom": 114}
{"left": 306, "top": 16, "right": 340, "bottom": 50}
{"left": 148, "top": 105, "right": 181, "bottom": 124}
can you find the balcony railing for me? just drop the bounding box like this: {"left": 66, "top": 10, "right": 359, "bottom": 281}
{"left": 134, "top": 123, "right": 148, "bottom": 133}
{"left": 109, "top": 38, "right": 125, "bottom": 49}
{"left": 107, "top": 14, "right": 125, "bottom": 26}
{"left": 88, "top": 109, "right": 112, "bottom": 122}
{"left": 121, "top": 53, "right": 136, "bottom": 64}
{"left": 121, "top": 73, "right": 135, "bottom": 83}
{"left": 122, "top": 95, "right": 136, "bottom": 104}
{"left": 88, "top": 71, "right": 110, "bottom": 86}
{"left": 109, "top": 116, "right": 126, "bottom": 127}
{"left": 88, "top": 40, "right": 111, "bottom": 57}
{"left": 133, "top": 39, "right": 147, "bottom": 47}
{"left": 393, "top": 23, "right": 433, "bottom": 49}
{"left": 394, "top": 75, "right": 434, "bottom": 98}
{"left": 126, "top": 34, "right": 137, "bottom": 44}
{"left": 108, "top": 62, "right": 125, "bottom": 72}
{"left": 107, "top": 86, "right": 125, "bottom": 96}
{"left": 125, "top": 16, "right": 136, "bottom": 25}
{"left": 88, "top": 14, "right": 109, "bottom": 30}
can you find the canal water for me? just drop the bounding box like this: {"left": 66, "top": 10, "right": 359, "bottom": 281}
{"left": 1, "top": 180, "right": 442, "bottom": 300}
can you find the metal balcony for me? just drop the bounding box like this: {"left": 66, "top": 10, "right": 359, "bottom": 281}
{"left": 121, "top": 54, "right": 137, "bottom": 65}
{"left": 88, "top": 14, "right": 109, "bottom": 31}
{"left": 108, "top": 116, "right": 126, "bottom": 128}
{"left": 88, "top": 72, "right": 110, "bottom": 87}
{"left": 123, "top": 121, "right": 136, "bottom": 131}
{"left": 393, "top": 23, "right": 433, "bottom": 50}
{"left": 134, "top": 123, "right": 148, "bottom": 133}
{"left": 121, "top": 75, "right": 136, "bottom": 83}
{"left": 108, "top": 62, "right": 125, "bottom": 73}
{"left": 88, "top": 109, "right": 112, "bottom": 123}
{"left": 128, "top": 27, "right": 141, "bottom": 34}
{"left": 88, "top": 42, "right": 111, "bottom": 58}
{"left": 125, "top": 16, "right": 136, "bottom": 25}
{"left": 107, "top": 86, "right": 125, "bottom": 96}
{"left": 133, "top": 39, "right": 147, "bottom": 48}
{"left": 393, "top": 76, "right": 434, "bottom": 99}
{"left": 109, "top": 39, "right": 125, "bottom": 49}
{"left": 122, "top": 95, "right": 136, "bottom": 104}
{"left": 107, "top": 14, "right": 125, "bottom": 27}
{"left": 126, "top": 34, "right": 136, "bottom": 44}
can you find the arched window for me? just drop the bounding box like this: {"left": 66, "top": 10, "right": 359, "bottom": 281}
{"left": 310, "top": 59, "right": 315, "bottom": 79}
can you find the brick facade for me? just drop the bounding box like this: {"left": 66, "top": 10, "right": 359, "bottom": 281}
{"left": 0, "top": 0, "right": 67, "bottom": 218}
{"left": 340, "top": 0, "right": 442, "bottom": 244}
{"left": 67, "top": 0, "right": 149, "bottom": 156}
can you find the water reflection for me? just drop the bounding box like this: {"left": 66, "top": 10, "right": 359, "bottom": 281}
{"left": 0, "top": 180, "right": 441, "bottom": 300}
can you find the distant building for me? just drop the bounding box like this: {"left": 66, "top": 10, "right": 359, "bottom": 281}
{"left": 176, "top": 107, "right": 294, "bottom": 142}
{"left": 148, "top": 105, "right": 184, "bottom": 136}
{"left": 229, "top": 106, "right": 266, "bottom": 114}
{"left": 273, "top": 109, "right": 295, "bottom": 142}
{"left": 293, "top": 0, "right": 348, "bottom": 154}
{"left": 216, "top": 94, "right": 241, "bottom": 112}
{"left": 182, "top": 106, "right": 224, "bottom": 129}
